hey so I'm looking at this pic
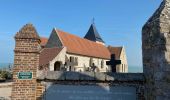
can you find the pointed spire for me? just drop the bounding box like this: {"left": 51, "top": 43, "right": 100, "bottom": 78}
{"left": 15, "top": 23, "right": 40, "bottom": 40}
{"left": 84, "top": 23, "right": 105, "bottom": 43}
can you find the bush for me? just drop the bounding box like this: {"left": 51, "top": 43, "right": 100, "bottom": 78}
{"left": 0, "top": 70, "right": 12, "bottom": 79}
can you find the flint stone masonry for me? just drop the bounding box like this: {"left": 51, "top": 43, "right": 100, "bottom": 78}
{"left": 37, "top": 71, "right": 144, "bottom": 82}
{"left": 142, "top": 0, "right": 170, "bottom": 99}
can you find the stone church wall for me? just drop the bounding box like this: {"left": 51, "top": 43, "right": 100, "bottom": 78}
{"left": 49, "top": 47, "right": 66, "bottom": 71}
{"left": 66, "top": 53, "right": 109, "bottom": 72}
{"left": 117, "top": 47, "right": 128, "bottom": 73}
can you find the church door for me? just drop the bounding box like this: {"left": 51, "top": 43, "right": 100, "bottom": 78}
{"left": 54, "top": 61, "right": 61, "bottom": 71}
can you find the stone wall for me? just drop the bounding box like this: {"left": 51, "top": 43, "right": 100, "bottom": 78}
{"left": 37, "top": 71, "right": 145, "bottom": 100}
{"left": 142, "top": 0, "right": 170, "bottom": 99}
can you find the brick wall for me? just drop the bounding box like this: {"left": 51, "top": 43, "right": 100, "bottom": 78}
{"left": 11, "top": 24, "right": 41, "bottom": 100}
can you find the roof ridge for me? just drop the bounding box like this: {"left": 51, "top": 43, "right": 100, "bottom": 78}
{"left": 43, "top": 47, "right": 63, "bottom": 50}
{"left": 108, "top": 45, "right": 123, "bottom": 48}
{"left": 56, "top": 28, "right": 106, "bottom": 47}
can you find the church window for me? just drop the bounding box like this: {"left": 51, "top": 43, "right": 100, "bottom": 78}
{"left": 101, "top": 60, "right": 104, "bottom": 68}
{"left": 69, "top": 66, "right": 72, "bottom": 71}
{"left": 124, "top": 64, "right": 126, "bottom": 72}
{"left": 54, "top": 61, "right": 61, "bottom": 71}
{"left": 92, "top": 63, "right": 95, "bottom": 67}
{"left": 69, "top": 56, "right": 74, "bottom": 62}
{"left": 75, "top": 57, "right": 78, "bottom": 65}
{"left": 122, "top": 64, "right": 124, "bottom": 72}
{"left": 89, "top": 58, "right": 93, "bottom": 66}
{"left": 70, "top": 57, "right": 72, "bottom": 62}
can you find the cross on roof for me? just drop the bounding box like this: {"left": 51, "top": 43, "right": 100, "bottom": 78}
{"left": 106, "top": 54, "right": 121, "bottom": 72}
{"left": 92, "top": 18, "right": 95, "bottom": 24}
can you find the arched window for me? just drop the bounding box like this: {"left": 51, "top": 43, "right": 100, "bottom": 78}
{"left": 89, "top": 58, "right": 93, "bottom": 67}
{"left": 101, "top": 60, "right": 104, "bottom": 68}
{"left": 54, "top": 61, "right": 61, "bottom": 71}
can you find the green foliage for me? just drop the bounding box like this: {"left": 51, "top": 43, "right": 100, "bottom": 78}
{"left": 0, "top": 70, "right": 12, "bottom": 79}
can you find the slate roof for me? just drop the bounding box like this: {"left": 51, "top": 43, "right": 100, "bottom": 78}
{"left": 15, "top": 23, "right": 40, "bottom": 40}
{"left": 56, "top": 29, "right": 111, "bottom": 59}
{"left": 40, "top": 37, "right": 48, "bottom": 47}
{"left": 39, "top": 47, "right": 63, "bottom": 66}
{"left": 84, "top": 24, "right": 105, "bottom": 43}
{"left": 107, "top": 46, "right": 122, "bottom": 59}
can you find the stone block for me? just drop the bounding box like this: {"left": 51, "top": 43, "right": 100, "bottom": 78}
{"left": 105, "top": 72, "right": 116, "bottom": 81}
{"left": 163, "top": 64, "right": 170, "bottom": 71}
{"left": 94, "top": 72, "right": 106, "bottom": 81}
{"left": 46, "top": 71, "right": 65, "bottom": 80}
{"left": 105, "top": 73, "right": 144, "bottom": 82}
{"left": 65, "top": 71, "right": 80, "bottom": 80}
{"left": 79, "top": 72, "right": 95, "bottom": 81}
{"left": 153, "top": 72, "right": 164, "bottom": 81}
{"left": 156, "top": 96, "right": 165, "bottom": 100}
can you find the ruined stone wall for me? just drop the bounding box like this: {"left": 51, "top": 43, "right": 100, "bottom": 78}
{"left": 142, "top": 0, "right": 170, "bottom": 99}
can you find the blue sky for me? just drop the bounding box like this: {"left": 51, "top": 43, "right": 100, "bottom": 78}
{"left": 0, "top": 0, "right": 162, "bottom": 69}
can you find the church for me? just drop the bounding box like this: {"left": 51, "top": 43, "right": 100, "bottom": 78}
{"left": 25, "top": 23, "right": 128, "bottom": 73}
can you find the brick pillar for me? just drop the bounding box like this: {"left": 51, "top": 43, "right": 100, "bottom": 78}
{"left": 142, "top": 0, "right": 170, "bottom": 100}
{"left": 11, "top": 24, "right": 41, "bottom": 100}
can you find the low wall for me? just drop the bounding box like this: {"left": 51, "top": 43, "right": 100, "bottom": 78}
{"left": 38, "top": 71, "right": 145, "bottom": 100}
{"left": 0, "top": 82, "right": 12, "bottom": 100}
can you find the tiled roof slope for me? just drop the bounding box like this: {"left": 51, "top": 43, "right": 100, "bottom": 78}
{"left": 107, "top": 46, "right": 122, "bottom": 59}
{"left": 15, "top": 23, "right": 40, "bottom": 39}
{"left": 39, "top": 47, "right": 63, "bottom": 66}
{"left": 56, "top": 29, "right": 111, "bottom": 59}
{"left": 40, "top": 37, "right": 48, "bottom": 46}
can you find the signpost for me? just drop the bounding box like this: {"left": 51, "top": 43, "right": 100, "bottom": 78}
{"left": 18, "top": 72, "right": 32, "bottom": 79}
